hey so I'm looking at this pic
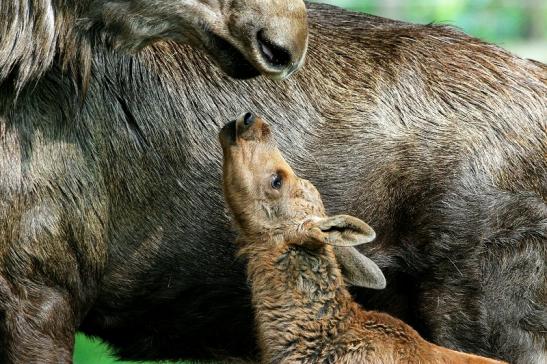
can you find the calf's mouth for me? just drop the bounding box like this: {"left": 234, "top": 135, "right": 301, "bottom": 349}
{"left": 219, "top": 112, "right": 268, "bottom": 149}
{"left": 219, "top": 119, "right": 238, "bottom": 147}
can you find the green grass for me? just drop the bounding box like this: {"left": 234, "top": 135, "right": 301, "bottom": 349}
{"left": 73, "top": 334, "right": 190, "bottom": 364}
{"left": 74, "top": 334, "right": 136, "bottom": 364}
{"left": 73, "top": 334, "right": 218, "bottom": 363}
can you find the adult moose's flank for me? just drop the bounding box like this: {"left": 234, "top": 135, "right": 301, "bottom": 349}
{"left": 0, "top": 1, "right": 545, "bottom": 364}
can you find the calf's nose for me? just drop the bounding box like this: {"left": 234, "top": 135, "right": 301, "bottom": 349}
{"left": 243, "top": 112, "right": 255, "bottom": 126}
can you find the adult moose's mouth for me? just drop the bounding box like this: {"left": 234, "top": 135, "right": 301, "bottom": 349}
{"left": 256, "top": 29, "right": 292, "bottom": 71}
{"left": 203, "top": 27, "right": 306, "bottom": 81}
{"left": 198, "top": 0, "right": 308, "bottom": 81}
{"left": 205, "top": 32, "right": 261, "bottom": 79}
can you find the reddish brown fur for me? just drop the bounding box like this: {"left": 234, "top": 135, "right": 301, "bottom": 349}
{"left": 220, "top": 114, "right": 505, "bottom": 364}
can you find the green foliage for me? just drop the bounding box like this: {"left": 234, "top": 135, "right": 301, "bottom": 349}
{"left": 74, "top": 334, "right": 215, "bottom": 363}
{"left": 313, "top": 0, "right": 547, "bottom": 43}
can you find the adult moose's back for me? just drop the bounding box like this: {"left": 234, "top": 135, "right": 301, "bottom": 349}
{"left": 1, "top": 1, "right": 546, "bottom": 363}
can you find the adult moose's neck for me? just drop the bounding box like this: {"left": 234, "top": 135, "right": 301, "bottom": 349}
{"left": 242, "top": 240, "right": 356, "bottom": 362}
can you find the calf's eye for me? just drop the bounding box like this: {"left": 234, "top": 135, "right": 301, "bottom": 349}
{"left": 271, "top": 174, "right": 283, "bottom": 190}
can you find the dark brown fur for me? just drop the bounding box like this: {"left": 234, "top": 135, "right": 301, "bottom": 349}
{"left": 0, "top": 2, "right": 545, "bottom": 363}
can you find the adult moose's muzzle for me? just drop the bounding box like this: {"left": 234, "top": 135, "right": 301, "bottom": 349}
{"left": 91, "top": 0, "right": 308, "bottom": 80}
{"left": 211, "top": 0, "right": 309, "bottom": 79}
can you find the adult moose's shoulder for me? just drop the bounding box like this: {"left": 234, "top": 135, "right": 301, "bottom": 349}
{"left": 0, "top": 0, "right": 308, "bottom": 92}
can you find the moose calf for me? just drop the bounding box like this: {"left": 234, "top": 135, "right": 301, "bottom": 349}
{"left": 219, "top": 113, "right": 505, "bottom": 364}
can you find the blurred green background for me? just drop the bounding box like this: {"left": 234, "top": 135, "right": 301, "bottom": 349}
{"left": 315, "top": 0, "right": 547, "bottom": 61}
{"left": 74, "top": 0, "right": 546, "bottom": 363}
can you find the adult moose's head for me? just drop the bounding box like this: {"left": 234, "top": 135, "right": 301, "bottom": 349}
{"left": 88, "top": 0, "right": 309, "bottom": 79}
{"left": 0, "top": 0, "right": 308, "bottom": 91}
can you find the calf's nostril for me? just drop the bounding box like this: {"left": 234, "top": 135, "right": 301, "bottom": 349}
{"left": 257, "top": 30, "right": 292, "bottom": 68}
{"left": 243, "top": 112, "right": 255, "bottom": 126}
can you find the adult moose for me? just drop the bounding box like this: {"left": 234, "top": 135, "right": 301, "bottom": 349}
{"left": 0, "top": 2, "right": 545, "bottom": 364}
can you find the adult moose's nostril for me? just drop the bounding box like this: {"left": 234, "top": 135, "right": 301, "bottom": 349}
{"left": 243, "top": 112, "right": 255, "bottom": 126}
{"left": 256, "top": 30, "right": 292, "bottom": 68}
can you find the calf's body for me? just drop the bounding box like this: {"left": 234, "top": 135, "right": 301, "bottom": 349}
{"left": 0, "top": 3, "right": 545, "bottom": 363}
{"left": 243, "top": 228, "right": 503, "bottom": 364}
{"left": 220, "top": 114, "right": 505, "bottom": 364}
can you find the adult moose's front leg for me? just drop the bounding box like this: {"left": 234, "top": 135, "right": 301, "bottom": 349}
{"left": 0, "top": 282, "right": 77, "bottom": 363}
{"left": 418, "top": 242, "right": 546, "bottom": 364}
{"left": 416, "top": 189, "right": 547, "bottom": 364}
{"left": 0, "top": 200, "right": 101, "bottom": 363}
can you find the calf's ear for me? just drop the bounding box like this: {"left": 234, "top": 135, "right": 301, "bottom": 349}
{"left": 294, "top": 214, "right": 385, "bottom": 289}
{"left": 291, "top": 215, "right": 375, "bottom": 250}
{"left": 333, "top": 246, "right": 386, "bottom": 289}
{"left": 316, "top": 215, "right": 376, "bottom": 247}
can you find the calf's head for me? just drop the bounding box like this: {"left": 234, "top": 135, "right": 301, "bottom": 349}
{"left": 89, "top": 0, "right": 308, "bottom": 79}
{"left": 219, "top": 113, "right": 386, "bottom": 289}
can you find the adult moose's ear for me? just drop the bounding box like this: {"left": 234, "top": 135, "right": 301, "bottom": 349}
{"left": 333, "top": 246, "right": 386, "bottom": 290}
